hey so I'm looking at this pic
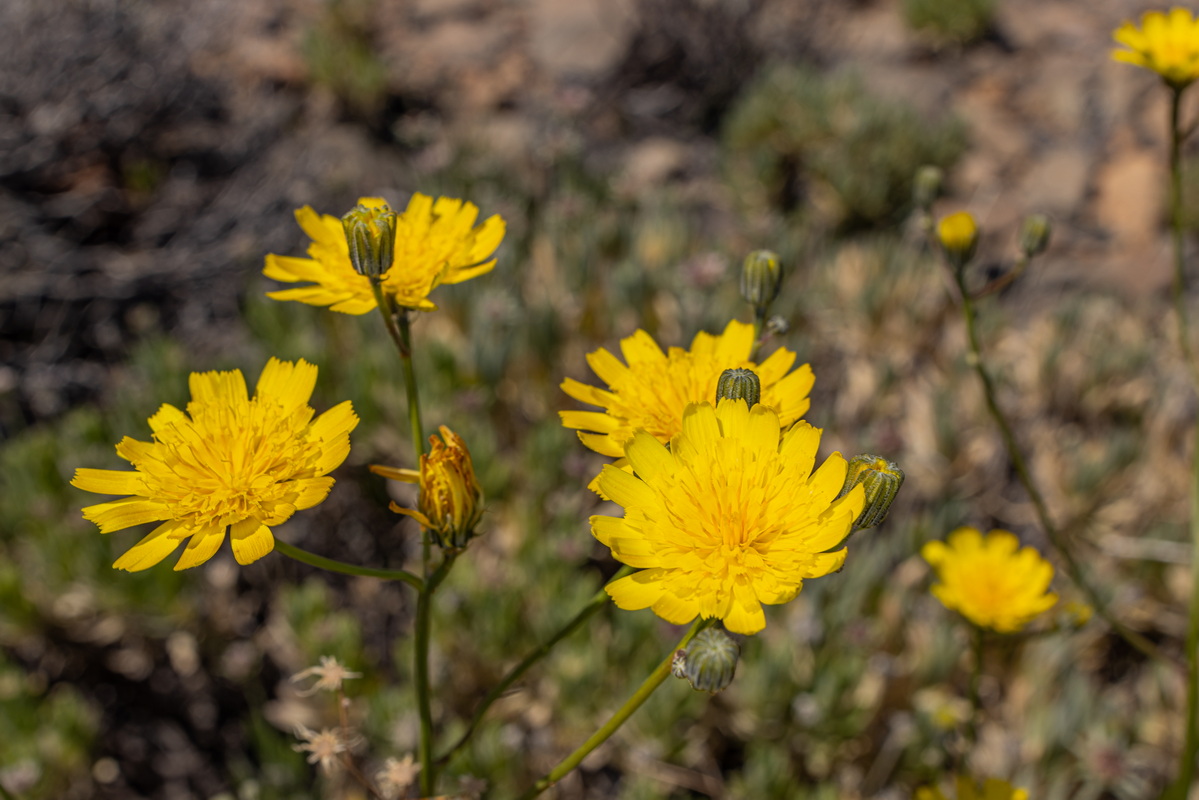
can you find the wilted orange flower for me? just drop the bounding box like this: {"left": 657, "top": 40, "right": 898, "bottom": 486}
{"left": 372, "top": 426, "right": 483, "bottom": 551}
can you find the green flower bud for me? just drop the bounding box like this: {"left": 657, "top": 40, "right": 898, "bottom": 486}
{"left": 716, "top": 368, "right": 761, "bottom": 408}
{"left": 839, "top": 454, "right": 905, "bottom": 530}
{"left": 1019, "top": 214, "right": 1051, "bottom": 258}
{"left": 673, "top": 627, "right": 741, "bottom": 694}
{"left": 740, "top": 250, "right": 783, "bottom": 314}
{"left": 342, "top": 202, "right": 398, "bottom": 279}
{"left": 913, "top": 165, "right": 944, "bottom": 211}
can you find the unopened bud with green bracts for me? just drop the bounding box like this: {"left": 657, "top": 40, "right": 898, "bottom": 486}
{"left": 672, "top": 627, "right": 741, "bottom": 694}
{"left": 838, "top": 454, "right": 905, "bottom": 531}
{"left": 716, "top": 368, "right": 761, "bottom": 408}
{"left": 1019, "top": 214, "right": 1051, "bottom": 259}
{"left": 342, "top": 201, "right": 398, "bottom": 279}
{"left": 740, "top": 250, "right": 783, "bottom": 315}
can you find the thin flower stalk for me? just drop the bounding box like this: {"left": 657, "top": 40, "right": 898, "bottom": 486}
{"left": 953, "top": 272, "right": 1178, "bottom": 669}
{"left": 416, "top": 553, "right": 456, "bottom": 795}
{"left": 1167, "top": 82, "right": 1199, "bottom": 800}
{"left": 437, "top": 566, "right": 635, "bottom": 767}
{"left": 967, "top": 627, "right": 983, "bottom": 756}
{"left": 274, "top": 540, "right": 423, "bottom": 590}
{"left": 514, "top": 618, "right": 712, "bottom": 800}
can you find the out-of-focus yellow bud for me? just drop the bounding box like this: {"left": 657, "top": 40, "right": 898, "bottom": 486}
{"left": 372, "top": 426, "right": 484, "bottom": 552}
{"left": 740, "top": 250, "right": 783, "bottom": 315}
{"left": 342, "top": 201, "right": 398, "bottom": 279}
{"left": 937, "top": 211, "right": 979, "bottom": 270}
{"left": 671, "top": 627, "right": 741, "bottom": 694}
{"left": 716, "top": 368, "right": 762, "bottom": 408}
{"left": 838, "top": 454, "right": 904, "bottom": 531}
{"left": 1019, "top": 214, "right": 1051, "bottom": 259}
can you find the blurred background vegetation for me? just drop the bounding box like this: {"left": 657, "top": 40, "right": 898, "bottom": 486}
{"left": 0, "top": 0, "right": 1193, "bottom": 798}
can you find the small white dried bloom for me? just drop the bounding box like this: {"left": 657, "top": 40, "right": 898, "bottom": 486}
{"left": 291, "top": 655, "right": 362, "bottom": 696}
{"left": 377, "top": 754, "right": 421, "bottom": 799}
{"left": 292, "top": 725, "right": 347, "bottom": 774}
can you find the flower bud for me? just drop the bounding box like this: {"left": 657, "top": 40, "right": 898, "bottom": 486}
{"left": 838, "top": 454, "right": 904, "bottom": 530}
{"left": 375, "top": 426, "right": 484, "bottom": 552}
{"left": 674, "top": 627, "right": 741, "bottom": 694}
{"left": 913, "top": 165, "right": 944, "bottom": 211}
{"left": 342, "top": 201, "right": 398, "bottom": 279}
{"left": 716, "top": 368, "right": 761, "bottom": 408}
{"left": 740, "top": 250, "right": 784, "bottom": 315}
{"left": 1019, "top": 214, "right": 1051, "bottom": 258}
{"left": 937, "top": 211, "right": 978, "bottom": 270}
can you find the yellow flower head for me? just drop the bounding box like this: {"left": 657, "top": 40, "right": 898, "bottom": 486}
{"left": 72, "top": 359, "right": 358, "bottom": 571}
{"left": 1112, "top": 7, "right": 1199, "bottom": 88}
{"left": 560, "top": 320, "right": 814, "bottom": 459}
{"left": 916, "top": 777, "right": 1029, "bottom": 800}
{"left": 593, "top": 399, "right": 865, "bottom": 635}
{"left": 264, "top": 193, "right": 505, "bottom": 314}
{"left": 937, "top": 211, "right": 979, "bottom": 266}
{"left": 922, "top": 528, "right": 1057, "bottom": 633}
{"left": 372, "top": 426, "right": 484, "bottom": 552}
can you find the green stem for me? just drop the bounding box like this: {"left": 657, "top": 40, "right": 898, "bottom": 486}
{"left": 966, "top": 627, "right": 984, "bottom": 757}
{"left": 1169, "top": 86, "right": 1199, "bottom": 387}
{"left": 955, "top": 274, "right": 1178, "bottom": 669}
{"left": 1168, "top": 439, "right": 1199, "bottom": 799}
{"left": 275, "top": 540, "right": 423, "bottom": 591}
{"left": 416, "top": 554, "right": 456, "bottom": 795}
{"left": 1167, "top": 82, "right": 1199, "bottom": 800}
{"left": 513, "top": 618, "right": 712, "bottom": 800}
{"left": 437, "top": 566, "right": 635, "bottom": 766}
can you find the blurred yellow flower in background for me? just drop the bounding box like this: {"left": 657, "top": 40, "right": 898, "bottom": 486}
{"left": 937, "top": 211, "right": 979, "bottom": 268}
{"left": 264, "top": 193, "right": 505, "bottom": 313}
{"left": 592, "top": 399, "right": 864, "bottom": 635}
{"left": 1112, "top": 7, "right": 1199, "bottom": 88}
{"left": 560, "top": 320, "right": 814, "bottom": 459}
{"left": 922, "top": 527, "right": 1057, "bottom": 633}
{"left": 916, "top": 776, "right": 1029, "bottom": 800}
{"left": 72, "top": 359, "right": 357, "bottom": 571}
{"left": 373, "top": 426, "right": 484, "bottom": 552}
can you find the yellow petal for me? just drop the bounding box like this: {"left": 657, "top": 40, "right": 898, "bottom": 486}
{"left": 624, "top": 431, "right": 674, "bottom": 483}
{"left": 256, "top": 358, "right": 318, "bottom": 410}
{"left": 82, "top": 497, "right": 168, "bottom": 534}
{"left": 113, "top": 521, "right": 187, "bottom": 571}
{"left": 230, "top": 519, "right": 275, "bottom": 565}
{"left": 174, "top": 525, "right": 227, "bottom": 570}
{"left": 71, "top": 468, "right": 145, "bottom": 496}
{"left": 606, "top": 570, "right": 668, "bottom": 610}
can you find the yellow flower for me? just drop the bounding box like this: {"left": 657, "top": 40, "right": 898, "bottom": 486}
{"left": 264, "top": 193, "right": 505, "bottom": 314}
{"left": 916, "top": 777, "right": 1029, "bottom": 800}
{"left": 72, "top": 359, "right": 357, "bottom": 571}
{"left": 1112, "top": 7, "right": 1199, "bottom": 88}
{"left": 922, "top": 528, "right": 1057, "bottom": 633}
{"left": 372, "top": 426, "right": 483, "bottom": 552}
{"left": 560, "top": 320, "right": 814, "bottom": 459}
{"left": 593, "top": 399, "right": 865, "bottom": 635}
{"left": 937, "top": 211, "right": 978, "bottom": 267}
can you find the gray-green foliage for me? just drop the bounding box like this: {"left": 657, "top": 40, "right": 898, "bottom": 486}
{"left": 903, "top": 0, "right": 996, "bottom": 45}
{"left": 723, "top": 65, "right": 967, "bottom": 228}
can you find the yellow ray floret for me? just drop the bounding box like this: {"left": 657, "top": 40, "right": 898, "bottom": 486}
{"left": 560, "top": 320, "right": 814, "bottom": 460}
{"left": 72, "top": 358, "right": 358, "bottom": 571}
{"left": 922, "top": 527, "right": 1057, "bottom": 633}
{"left": 592, "top": 399, "right": 865, "bottom": 635}
{"left": 1112, "top": 7, "right": 1199, "bottom": 88}
{"left": 264, "top": 193, "right": 505, "bottom": 314}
